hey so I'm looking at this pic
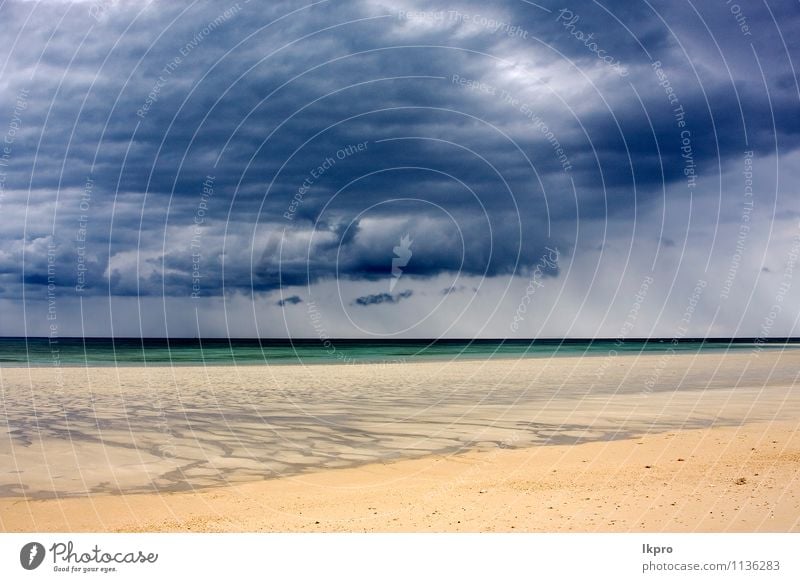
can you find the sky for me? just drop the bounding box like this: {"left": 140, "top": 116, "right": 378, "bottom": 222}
{"left": 0, "top": 0, "right": 798, "bottom": 338}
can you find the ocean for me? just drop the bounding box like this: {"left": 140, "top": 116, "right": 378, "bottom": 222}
{"left": 0, "top": 337, "right": 795, "bottom": 366}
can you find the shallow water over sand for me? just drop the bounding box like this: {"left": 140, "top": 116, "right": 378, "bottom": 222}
{"left": 2, "top": 349, "right": 799, "bottom": 497}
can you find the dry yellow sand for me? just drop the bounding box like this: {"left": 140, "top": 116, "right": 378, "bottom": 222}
{"left": 2, "top": 420, "right": 798, "bottom": 532}
{"left": 2, "top": 349, "right": 800, "bottom": 532}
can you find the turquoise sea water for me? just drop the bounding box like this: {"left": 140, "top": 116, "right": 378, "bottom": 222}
{"left": 0, "top": 337, "right": 796, "bottom": 366}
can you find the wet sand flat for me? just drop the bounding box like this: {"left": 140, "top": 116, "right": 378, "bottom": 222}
{"left": 1, "top": 348, "right": 799, "bottom": 531}
{"left": 2, "top": 420, "right": 799, "bottom": 532}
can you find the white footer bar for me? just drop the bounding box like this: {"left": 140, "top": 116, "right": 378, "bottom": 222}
{"left": 1, "top": 533, "right": 796, "bottom": 581}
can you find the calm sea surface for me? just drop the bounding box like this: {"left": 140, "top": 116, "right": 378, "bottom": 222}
{"left": 0, "top": 337, "right": 795, "bottom": 366}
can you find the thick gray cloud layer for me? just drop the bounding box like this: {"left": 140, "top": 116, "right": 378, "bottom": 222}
{"left": 1, "top": 0, "right": 799, "bottom": 336}
{"left": 354, "top": 289, "right": 413, "bottom": 306}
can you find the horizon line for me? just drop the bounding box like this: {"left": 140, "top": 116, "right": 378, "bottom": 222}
{"left": 2, "top": 336, "right": 799, "bottom": 342}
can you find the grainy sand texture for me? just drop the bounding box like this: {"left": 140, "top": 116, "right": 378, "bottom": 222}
{"left": 1, "top": 348, "right": 799, "bottom": 531}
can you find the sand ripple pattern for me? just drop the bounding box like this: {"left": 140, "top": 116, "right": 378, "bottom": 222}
{"left": 2, "top": 351, "right": 799, "bottom": 498}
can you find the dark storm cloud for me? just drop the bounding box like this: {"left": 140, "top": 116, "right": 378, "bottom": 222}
{"left": 354, "top": 289, "right": 413, "bottom": 306}
{"left": 0, "top": 0, "right": 798, "bottom": 305}
{"left": 276, "top": 295, "right": 302, "bottom": 306}
{"left": 442, "top": 285, "right": 477, "bottom": 295}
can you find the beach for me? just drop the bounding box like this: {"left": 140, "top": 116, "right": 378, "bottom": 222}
{"left": 3, "top": 420, "right": 798, "bottom": 532}
{"left": 2, "top": 348, "right": 799, "bottom": 532}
